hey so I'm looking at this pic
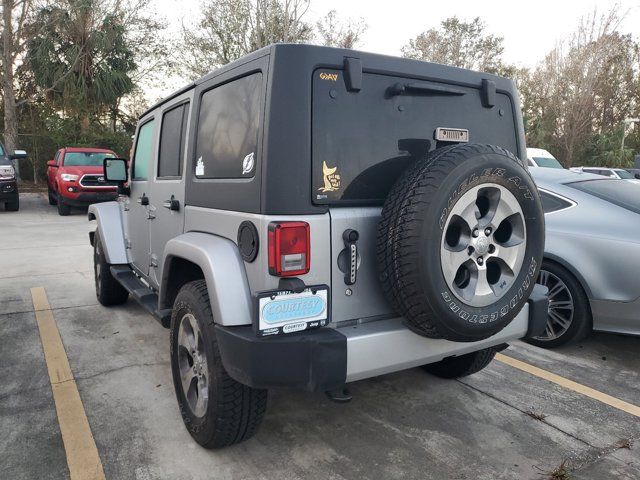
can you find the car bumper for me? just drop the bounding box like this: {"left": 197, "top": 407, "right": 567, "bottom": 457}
{"left": 0, "top": 179, "right": 18, "bottom": 201}
{"left": 216, "top": 284, "right": 549, "bottom": 391}
{"left": 61, "top": 191, "right": 118, "bottom": 207}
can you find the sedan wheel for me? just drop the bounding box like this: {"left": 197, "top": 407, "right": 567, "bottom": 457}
{"left": 526, "top": 261, "right": 592, "bottom": 348}
{"left": 536, "top": 270, "right": 574, "bottom": 341}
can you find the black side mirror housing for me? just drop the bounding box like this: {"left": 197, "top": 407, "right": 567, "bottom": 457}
{"left": 9, "top": 149, "right": 27, "bottom": 160}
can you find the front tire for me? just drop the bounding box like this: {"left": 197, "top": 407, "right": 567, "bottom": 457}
{"left": 170, "top": 280, "right": 267, "bottom": 449}
{"left": 57, "top": 194, "right": 70, "bottom": 216}
{"left": 5, "top": 199, "right": 19, "bottom": 211}
{"left": 48, "top": 187, "right": 57, "bottom": 205}
{"left": 526, "top": 261, "right": 592, "bottom": 348}
{"left": 422, "top": 348, "right": 496, "bottom": 378}
{"left": 94, "top": 232, "right": 129, "bottom": 306}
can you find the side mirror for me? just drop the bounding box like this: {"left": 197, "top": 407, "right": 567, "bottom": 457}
{"left": 104, "top": 158, "right": 128, "bottom": 182}
{"left": 47, "top": 160, "right": 57, "bottom": 168}
{"left": 10, "top": 149, "right": 27, "bottom": 160}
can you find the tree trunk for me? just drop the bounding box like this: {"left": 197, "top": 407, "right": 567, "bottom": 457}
{"left": 2, "top": 0, "right": 20, "bottom": 178}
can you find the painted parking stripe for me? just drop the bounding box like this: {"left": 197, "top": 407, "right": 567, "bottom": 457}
{"left": 495, "top": 352, "right": 640, "bottom": 418}
{"left": 31, "top": 287, "right": 106, "bottom": 480}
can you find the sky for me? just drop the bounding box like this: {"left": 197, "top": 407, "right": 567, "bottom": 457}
{"left": 149, "top": 0, "right": 640, "bottom": 99}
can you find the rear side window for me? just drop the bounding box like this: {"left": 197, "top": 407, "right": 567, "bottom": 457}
{"left": 195, "top": 73, "right": 262, "bottom": 179}
{"left": 133, "top": 120, "right": 155, "bottom": 180}
{"left": 569, "top": 179, "right": 640, "bottom": 215}
{"left": 539, "top": 191, "right": 573, "bottom": 213}
{"left": 158, "top": 103, "right": 189, "bottom": 178}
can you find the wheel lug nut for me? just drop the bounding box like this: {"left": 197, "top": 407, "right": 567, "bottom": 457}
{"left": 472, "top": 229, "right": 479, "bottom": 238}
{"left": 484, "top": 228, "right": 492, "bottom": 236}
{"left": 477, "top": 256, "right": 484, "bottom": 265}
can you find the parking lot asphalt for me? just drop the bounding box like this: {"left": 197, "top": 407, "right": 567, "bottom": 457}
{"left": 1, "top": 194, "right": 639, "bottom": 480}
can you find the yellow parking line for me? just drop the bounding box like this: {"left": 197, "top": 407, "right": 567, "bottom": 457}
{"left": 495, "top": 352, "right": 640, "bottom": 418}
{"left": 31, "top": 287, "right": 106, "bottom": 480}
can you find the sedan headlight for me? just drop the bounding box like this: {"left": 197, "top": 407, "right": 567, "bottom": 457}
{"left": 60, "top": 173, "right": 79, "bottom": 182}
{"left": 0, "top": 165, "right": 15, "bottom": 179}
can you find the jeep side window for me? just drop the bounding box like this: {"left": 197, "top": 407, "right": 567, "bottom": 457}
{"left": 158, "top": 102, "right": 189, "bottom": 178}
{"left": 133, "top": 120, "right": 155, "bottom": 180}
{"left": 195, "top": 72, "right": 262, "bottom": 179}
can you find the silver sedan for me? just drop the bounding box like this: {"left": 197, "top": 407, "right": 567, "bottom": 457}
{"left": 529, "top": 168, "right": 640, "bottom": 347}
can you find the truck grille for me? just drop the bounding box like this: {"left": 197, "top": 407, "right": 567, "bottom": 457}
{"left": 79, "top": 174, "right": 118, "bottom": 189}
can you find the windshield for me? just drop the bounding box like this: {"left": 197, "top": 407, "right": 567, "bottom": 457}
{"left": 532, "top": 156, "right": 563, "bottom": 169}
{"left": 614, "top": 169, "right": 634, "bottom": 179}
{"left": 63, "top": 151, "right": 114, "bottom": 166}
{"left": 569, "top": 179, "right": 640, "bottom": 215}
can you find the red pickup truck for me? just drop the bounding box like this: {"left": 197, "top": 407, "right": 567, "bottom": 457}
{"left": 47, "top": 147, "right": 119, "bottom": 215}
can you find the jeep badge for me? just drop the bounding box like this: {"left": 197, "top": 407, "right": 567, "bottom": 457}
{"left": 435, "top": 127, "right": 469, "bottom": 143}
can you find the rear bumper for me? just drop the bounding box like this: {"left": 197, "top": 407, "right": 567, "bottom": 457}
{"left": 61, "top": 191, "right": 117, "bottom": 206}
{"left": 216, "top": 284, "right": 549, "bottom": 391}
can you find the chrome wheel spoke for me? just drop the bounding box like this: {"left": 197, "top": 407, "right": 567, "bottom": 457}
{"left": 181, "top": 365, "right": 197, "bottom": 396}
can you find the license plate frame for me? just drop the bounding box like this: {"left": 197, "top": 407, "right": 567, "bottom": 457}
{"left": 254, "top": 285, "right": 330, "bottom": 337}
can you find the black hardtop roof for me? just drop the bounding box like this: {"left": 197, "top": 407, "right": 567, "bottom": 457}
{"left": 140, "top": 43, "right": 516, "bottom": 120}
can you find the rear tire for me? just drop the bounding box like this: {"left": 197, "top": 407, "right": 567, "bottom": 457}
{"left": 94, "top": 232, "right": 129, "bottom": 306}
{"left": 170, "top": 280, "right": 267, "bottom": 449}
{"left": 57, "top": 195, "right": 70, "bottom": 216}
{"left": 5, "top": 199, "right": 19, "bottom": 211}
{"left": 422, "top": 348, "right": 496, "bottom": 378}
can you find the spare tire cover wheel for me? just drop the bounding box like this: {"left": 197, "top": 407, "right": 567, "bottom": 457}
{"left": 377, "top": 144, "right": 544, "bottom": 342}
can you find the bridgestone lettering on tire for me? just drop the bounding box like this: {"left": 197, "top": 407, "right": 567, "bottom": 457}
{"left": 377, "top": 144, "right": 544, "bottom": 342}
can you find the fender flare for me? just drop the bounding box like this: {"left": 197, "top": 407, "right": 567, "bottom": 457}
{"left": 87, "top": 202, "right": 127, "bottom": 264}
{"left": 161, "top": 232, "right": 253, "bottom": 327}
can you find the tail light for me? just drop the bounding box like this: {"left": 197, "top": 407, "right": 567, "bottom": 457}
{"left": 268, "top": 222, "right": 310, "bottom": 276}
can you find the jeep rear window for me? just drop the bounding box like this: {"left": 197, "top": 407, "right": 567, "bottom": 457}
{"left": 312, "top": 69, "right": 519, "bottom": 204}
{"left": 195, "top": 72, "right": 262, "bottom": 179}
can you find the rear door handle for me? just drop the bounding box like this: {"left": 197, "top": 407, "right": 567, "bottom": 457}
{"left": 163, "top": 195, "right": 180, "bottom": 211}
{"left": 137, "top": 194, "right": 149, "bottom": 206}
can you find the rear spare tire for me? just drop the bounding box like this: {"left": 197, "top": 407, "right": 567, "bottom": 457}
{"left": 377, "top": 144, "right": 544, "bottom": 342}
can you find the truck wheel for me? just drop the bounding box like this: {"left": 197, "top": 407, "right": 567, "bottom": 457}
{"left": 170, "top": 280, "right": 267, "bottom": 449}
{"left": 57, "top": 195, "right": 71, "bottom": 216}
{"left": 94, "top": 232, "right": 129, "bottom": 305}
{"left": 377, "top": 144, "right": 544, "bottom": 342}
{"left": 422, "top": 348, "right": 496, "bottom": 378}
{"left": 5, "top": 200, "right": 19, "bottom": 211}
{"left": 48, "top": 187, "right": 57, "bottom": 205}
{"left": 526, "top": 261, "right": 592, "bottom": 348}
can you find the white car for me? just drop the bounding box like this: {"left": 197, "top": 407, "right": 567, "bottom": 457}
{"left": 570, "top": 166, "right": 640, "bottom": 184}
{"left": 526, "top": 148, "right": 564, "bottom": 169}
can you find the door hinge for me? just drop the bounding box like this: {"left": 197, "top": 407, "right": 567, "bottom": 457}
{"left": 125, "top": 238, "right": 131, "bottom": 249}
{"left": 150, "top": 254, "right": 158, "bottom": 268}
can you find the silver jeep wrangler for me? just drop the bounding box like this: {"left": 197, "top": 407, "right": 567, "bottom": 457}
{"left": 89, "top": 44, "right": 548, "bottom": 448}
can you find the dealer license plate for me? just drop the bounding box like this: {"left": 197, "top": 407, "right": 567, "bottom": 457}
{"left": 256, "top": 286, "right": 329, "bottom": 337}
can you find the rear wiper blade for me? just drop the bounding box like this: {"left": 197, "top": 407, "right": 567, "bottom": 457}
{"left": 388, "top": 82, "right": 466, "bottom": 97}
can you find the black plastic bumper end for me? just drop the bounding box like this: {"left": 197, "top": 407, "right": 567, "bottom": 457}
{"left": 214, "top": 325, "right": 347, "bottom": 392}
{"left": 525, "top": 284, "right": 549, "bottom": 339}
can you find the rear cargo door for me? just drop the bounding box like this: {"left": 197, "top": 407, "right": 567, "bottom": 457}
{"left": 311, "top": 67, "right": 519, "bottom": 323}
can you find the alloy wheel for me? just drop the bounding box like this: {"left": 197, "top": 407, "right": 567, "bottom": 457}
{"left": 177, "top": 313, "right": 209, "bottom": 417}
{"left": 440, "top": 183, "right": 527, "bottom": 307}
